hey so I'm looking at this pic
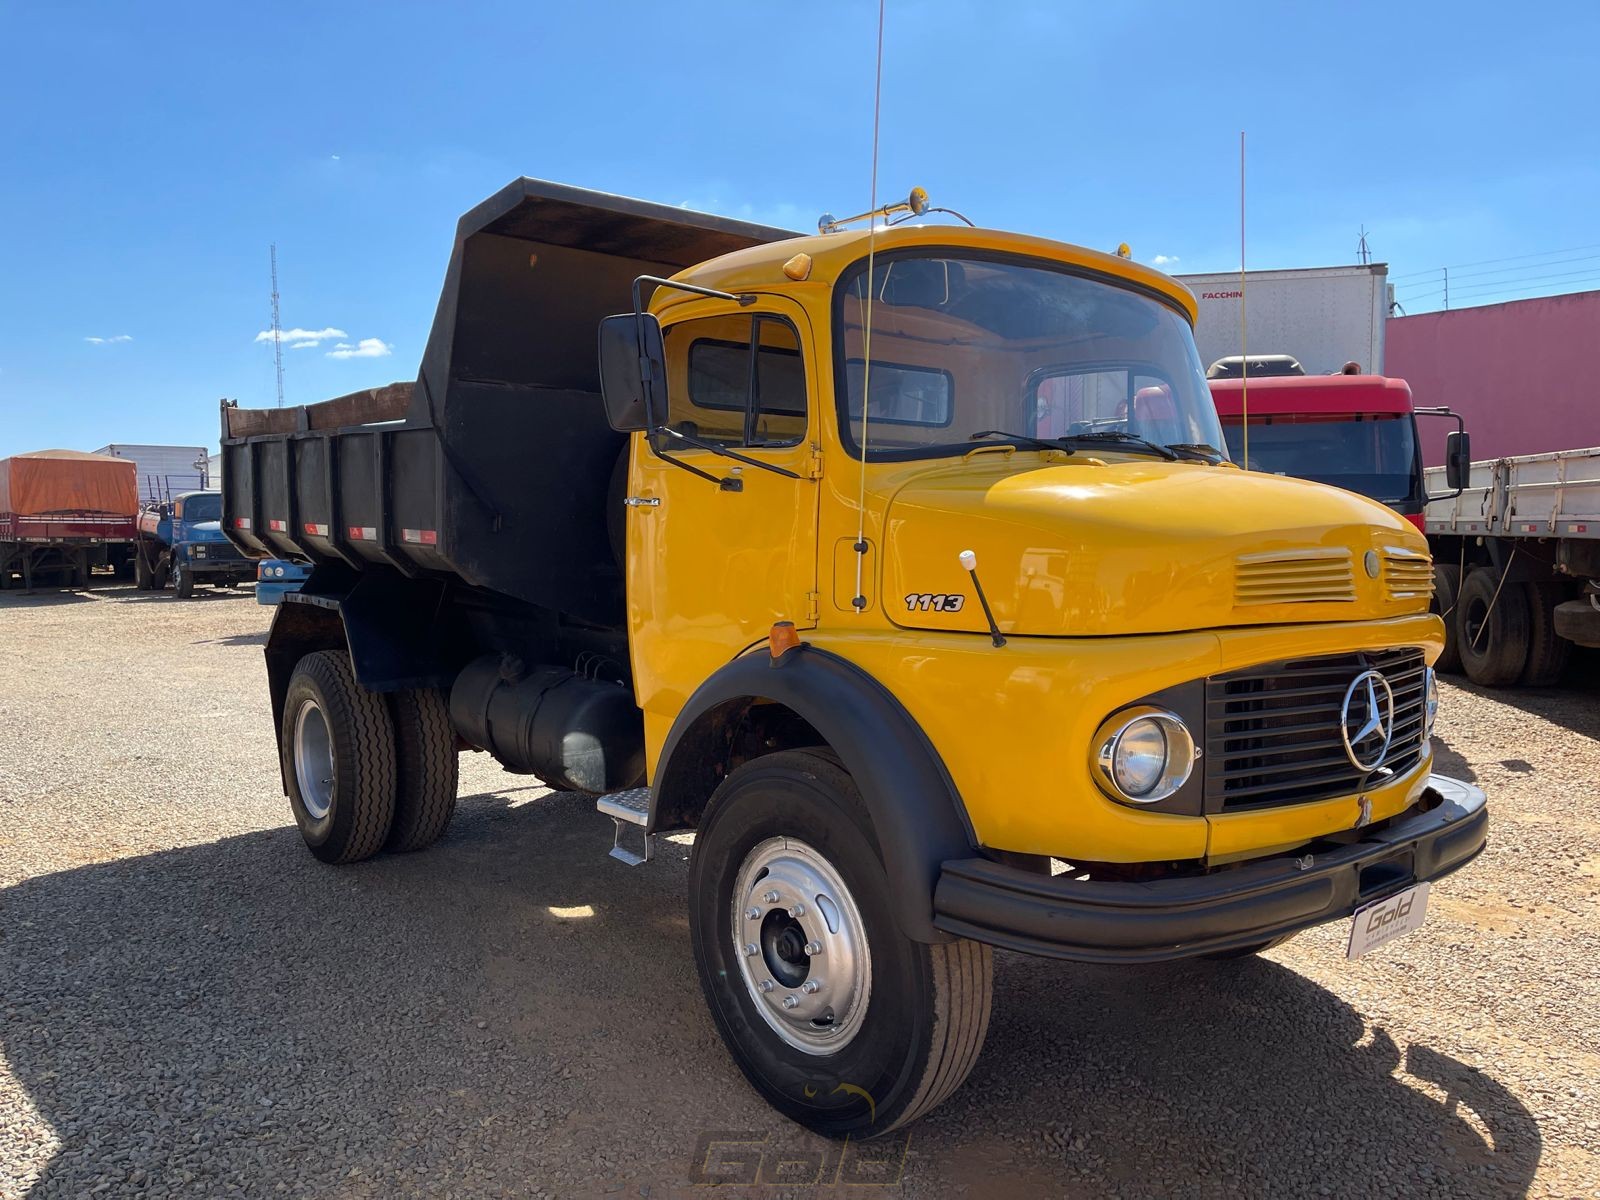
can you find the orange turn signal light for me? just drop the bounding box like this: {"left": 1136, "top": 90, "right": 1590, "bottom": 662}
{"left": 769, "top": 620, "right": 801, "bottom": 658}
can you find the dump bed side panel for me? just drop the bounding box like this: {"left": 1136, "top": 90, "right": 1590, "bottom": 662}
{"left": 220, "top": 176, "right": 795, "bottom": 625}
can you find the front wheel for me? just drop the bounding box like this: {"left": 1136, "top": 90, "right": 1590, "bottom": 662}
{"left": 173, "top": 562, "right": 194, "bottom": 598}
{"left": 689, "top": 750, "right": 992, "bottom": 1138}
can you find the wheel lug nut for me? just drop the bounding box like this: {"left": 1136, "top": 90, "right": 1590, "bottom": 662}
{"left": 782, "top": 995, "right": 799, "bottom": 1010}
{"left": 745, "top": 907, "right": 761, "bottom": 920}
{"left": 759, "top": 980, "right": 775, "bottom": 993}
{"left": 789, "top": 902, "right": 806, "bottom": 918}
{"left": 802, "top": 979, "right": 822, "bottom": 994}
{"left": 803, "top": 941, "right": 821, "bottom": 956}
{"left": 763, "top": 890, "right": 780, "bottom": 904}
{"left": 742, "top": 943, "right": 758, "bottom": 957}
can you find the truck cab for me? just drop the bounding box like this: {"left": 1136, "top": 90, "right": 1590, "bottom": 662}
{"left": 135, "top": 489, "right": 253, "bottom": 596}
{"left": 1209, "top": 372, "right": 1430, "bottom": 526}
{"left": 221, "top": 178, "right": 1487, "bottom": 1139}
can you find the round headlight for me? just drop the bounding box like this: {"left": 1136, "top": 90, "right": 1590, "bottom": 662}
{"left": 1424, "top": 667, "right": 1439, "bottom": 739}
{"left": 1093, "top": 707, "right": 1196, "bottom": 805}
{"left": 275, "top": 566, "right": 286, "bottom": 577}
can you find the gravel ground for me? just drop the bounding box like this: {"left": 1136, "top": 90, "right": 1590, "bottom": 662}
{"left": 1, "top": 583, "right": 1596, "bottom": 1198}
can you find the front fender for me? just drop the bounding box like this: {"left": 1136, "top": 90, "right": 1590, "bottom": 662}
{"left": 652, "top": 646, "right": 975, "bottom": 943}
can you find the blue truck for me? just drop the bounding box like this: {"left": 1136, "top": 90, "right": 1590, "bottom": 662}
{"left": 133, "top": 489, "right": 254, "bottom": 597}
{"left": 254, "top": 558, "right": 310, "bottom": 605}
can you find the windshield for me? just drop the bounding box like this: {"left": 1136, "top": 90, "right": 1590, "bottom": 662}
{"left": 1219, "top": 414, "right": 1420, "bottom": 503}
{"left": 833, "top": 251, "right": 1225, "bottom": 461}
{"left": 182, "top": 494, "right": 222, "bottom": 523}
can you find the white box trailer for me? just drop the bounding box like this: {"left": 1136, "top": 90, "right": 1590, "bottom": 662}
{"left": 91, "top": 444, "right": 211, "bottom": 506}
{"left": 1175, "top": 263, "right": 1390, "bottom": 376}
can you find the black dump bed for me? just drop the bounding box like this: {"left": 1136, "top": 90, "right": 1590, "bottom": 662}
{"left": 221, "top": 178, "right": 792, "bottom": 627}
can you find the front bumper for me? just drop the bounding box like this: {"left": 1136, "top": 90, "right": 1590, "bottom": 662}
{"left": 184, "top": 552, "right": 250, "bottom": 576}
{"left": 933, "top": 774, "right": 1486, "bottom": 963}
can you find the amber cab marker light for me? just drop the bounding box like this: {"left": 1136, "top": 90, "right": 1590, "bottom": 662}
{"left": 769, "top": 620, "right": 801, "bottom": 659}
{"left": 782, "top": 253, "right": 813, "bottom": 281}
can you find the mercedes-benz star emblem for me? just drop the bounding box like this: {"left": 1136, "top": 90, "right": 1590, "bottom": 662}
{"left": 1340, "top": 669, "right": 1395, "bottom": 772}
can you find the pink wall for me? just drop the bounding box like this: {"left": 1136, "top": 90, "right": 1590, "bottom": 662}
{"left": 1386, "top": 290, "right": 1600, "bottom": 465}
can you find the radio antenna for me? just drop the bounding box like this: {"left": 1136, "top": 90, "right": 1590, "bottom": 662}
{"left": 270, "top": 244, "right": 285, "bottom": 408}
{"left": 850, "top": 0, "right": 886, "bottom": 613}
{"left": 1238, "top": 132, "right": 1249, "bottom": 470}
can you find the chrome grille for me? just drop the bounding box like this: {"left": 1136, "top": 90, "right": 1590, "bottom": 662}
{"left": 1234, "top": 548, "right": 1356, "bottom": 606}
{"left": 1382, "top": 552, "right": 1434, "bottom": 602}
{"left": 1205, "top": 648, "right": 1428, "bottom": 810}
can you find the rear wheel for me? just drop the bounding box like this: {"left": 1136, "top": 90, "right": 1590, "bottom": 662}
{"left": 134, "top": 551, "right": 153, "bottom": 590}
{"left": 1520, "top": 581, "right": 1571, "bottom": 686}
{"left": 1432, "top": 564, "right": 1462, "bottom": 674}
{"left": 1456, "top": 567, "right": 1531, "bottom": 686}
{"left": 281, "top": 650, "right": 396, "bottom": 863}
{"left": 386, "top": 688, "right": 459, "bottom": 852}
{"left": 689, "top": 750, "right": 992, "bottom": 1138}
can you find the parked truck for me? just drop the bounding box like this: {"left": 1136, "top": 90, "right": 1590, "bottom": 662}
{"left": 1389, "top": 292, "right": 1600, "bottom": 686}
{"left": 1422, "top": 449, "right": 1600, "bottom": 684}
{"left": 222, "top": 178, "right": 1487, "bottom": 1137}
{"left": 133, "top": 489, "right": 254, "bottom": 596}
{"left": 0, "top": 450, "right": 138, "bottom": 589}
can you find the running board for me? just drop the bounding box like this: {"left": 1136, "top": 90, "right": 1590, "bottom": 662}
{"left": 596, "top": 787, "right": 654, "bottom": 866}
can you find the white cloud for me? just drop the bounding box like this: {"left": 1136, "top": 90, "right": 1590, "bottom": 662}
{"left": 289, "top": 340, "right": 321, "bottom": 350}
{"left": 84, "top": 334, "right": 133, "bottom": 345}
{"left": 326, "top": 337, "right": 393, "bottom": 360}
{"left": 1151, "top": 254, "right": 1180, "bottom": 267}
{"left": 254, "top": 326, "right": 345, "bottom": 345}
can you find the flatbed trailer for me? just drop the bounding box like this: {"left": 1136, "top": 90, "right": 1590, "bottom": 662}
{"left": 222, "top": 178, "right": 1488, "bottom": 1137}
{"left": 1424, "top": 446, "right": 1600, "bottom": 683}
{"left": 0, "top": 451, "right": 138, "bottom": 589}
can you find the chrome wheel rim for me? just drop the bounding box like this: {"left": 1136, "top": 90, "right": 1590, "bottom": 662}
{"left": 731, "top": 836, "right": 871, "bottom": 1055}
{"left": 293, "top": 700, "right": 335, "bottom": 820}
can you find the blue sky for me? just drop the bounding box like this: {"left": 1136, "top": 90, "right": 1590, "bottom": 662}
{"left": 2, "top": 1, "right": 1596, "bottom": 455}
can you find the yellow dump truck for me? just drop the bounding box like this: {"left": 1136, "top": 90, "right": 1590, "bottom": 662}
{"left": 221, "top": 178, "right": 1487, "bottom": 1137}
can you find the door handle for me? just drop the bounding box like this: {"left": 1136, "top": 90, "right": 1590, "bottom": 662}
{"left": 624, "top": 496, "right": 661, "bottom": 508}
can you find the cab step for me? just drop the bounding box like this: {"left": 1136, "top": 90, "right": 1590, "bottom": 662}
{"left": 596, "top": 787, "right": 654, "bottom": 866}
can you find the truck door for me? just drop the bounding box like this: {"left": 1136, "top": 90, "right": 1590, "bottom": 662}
{"left": 626, "top": 297, "right": 820, "bottom": 763}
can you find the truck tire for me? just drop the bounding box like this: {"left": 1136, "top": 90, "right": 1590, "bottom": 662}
{"left": 1431, "top": 565, "right": 1462, "bottom": 674}
{"left": 1456, "top": 567, "right": 1531, "bottom": 687}
{"left": 134, "top": 551, "right": 153, "bottom": 590}
{"left": 1519, "top": 581, "right": 1571, "bottom": 687}
{"left": 689, "top": 750, "right": 992, "bottom": 1138}
{"left": 386, "top": 688, "right": 459, "bottom": 852}
{"left": 281, "top": 650, "right": 397, "bottom": 864}
{"left": 154, "top": 556, "right": 170, "bottom": 590}
{"left": 173, "top": 562, "right": 195, "bottom": 598}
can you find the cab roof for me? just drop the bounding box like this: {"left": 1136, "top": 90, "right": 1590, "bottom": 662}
{"left": 1209, "top": 374, "right": 1414, "bottom": 418}
{"left": 666, "top": 223, "right": 1200, "bottom": 323}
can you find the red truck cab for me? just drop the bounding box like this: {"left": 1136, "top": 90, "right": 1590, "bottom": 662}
{"left": 1209, "top": 374, "right": 1429, "bottom": 528}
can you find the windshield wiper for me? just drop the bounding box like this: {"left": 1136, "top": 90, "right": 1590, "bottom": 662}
{"left": 1163, "top": 442, "right": 1227, "bottom": 463}
{"left": 970, "top": 430, "right": 1076, "bottom": 454}
{"left": 1058, "top": 432, "right": 1179, "bottom": 461}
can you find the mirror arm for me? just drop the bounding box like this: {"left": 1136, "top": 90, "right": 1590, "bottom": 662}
{"left": 1415, "top": 407, "right": 1469, "bottom": 500}
{"left": 632, "top": 275, "right": 755, "bottom": 315}
{"left": 653, "top": 424, "right": 801, "bottom": 480}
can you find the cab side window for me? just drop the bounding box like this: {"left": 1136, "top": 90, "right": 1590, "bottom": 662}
{"left": 664, "top": 314, "right": 807, "bottom": 448}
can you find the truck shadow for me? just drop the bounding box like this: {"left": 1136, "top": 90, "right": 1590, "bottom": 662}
{"left": 0, "top": 790, "right": 1540, "bottom": 1197}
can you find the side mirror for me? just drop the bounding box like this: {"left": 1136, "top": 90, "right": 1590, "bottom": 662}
{"left": 597, "top": 313, "right": 666, "bottom": 433}
{"left": 1445, "top": 430, "right": 1471, "bottom": 491}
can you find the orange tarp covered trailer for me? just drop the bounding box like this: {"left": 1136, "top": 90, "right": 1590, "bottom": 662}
{"left": 0, "top": 449, "right": 139, "bottom": 517}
